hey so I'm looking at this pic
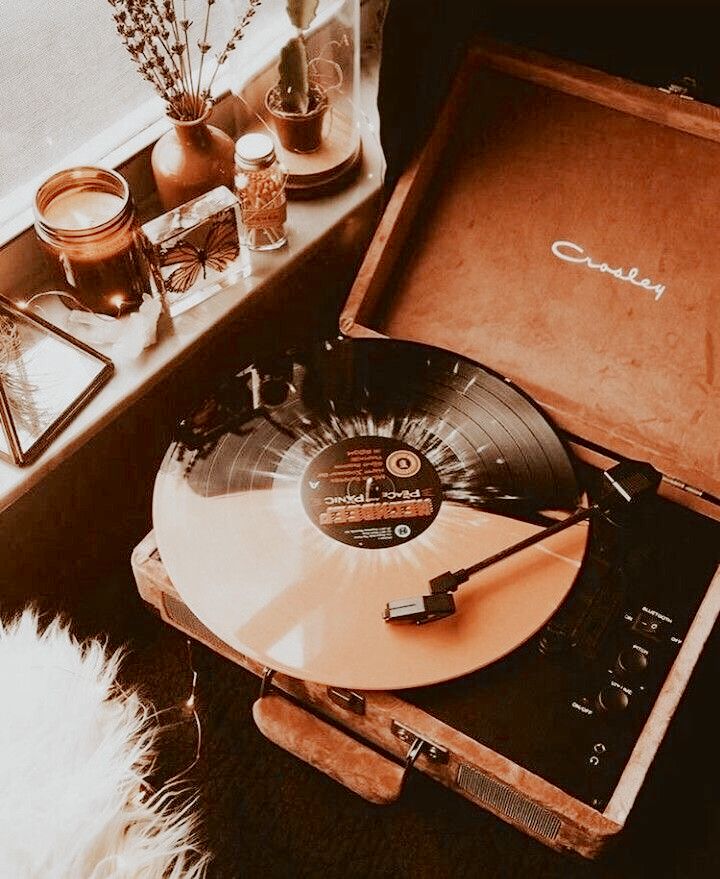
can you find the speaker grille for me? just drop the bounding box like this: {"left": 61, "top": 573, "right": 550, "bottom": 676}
{"left": 162, "top": 593, "right": 248, "bottom": 664}
{"left": 456, "top": 764, "right": 562, "bottom": 840}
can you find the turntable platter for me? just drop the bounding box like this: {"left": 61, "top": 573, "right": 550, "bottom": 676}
{"left": 153, "top": 338, "right": 588, "bottom": 690}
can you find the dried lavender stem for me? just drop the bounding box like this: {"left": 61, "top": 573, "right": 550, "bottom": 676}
{"left": 205, "top": 0, "right": 261, "bottom": 96}
{"left": 169, "top": 0, "right": 193, "bottom": 102}
{"left": 182, "top": 1, "right": 196, "bottom": 107}
{"left": 195, "top": 0, "right": 214, "bottom": 107}
{"left": 138, "top": 50, "right": 174, "bottom": 100}
{"left": 147, "top": 2, "right": 185, "bottom": 87}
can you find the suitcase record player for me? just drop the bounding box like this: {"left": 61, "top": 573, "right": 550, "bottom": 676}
{"left": 133, "top": 39, "right": 720, "bottom": 858}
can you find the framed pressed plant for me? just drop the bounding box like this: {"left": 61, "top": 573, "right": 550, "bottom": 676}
{"left": 0, "top": 296, "right": 114, "bottom": 466}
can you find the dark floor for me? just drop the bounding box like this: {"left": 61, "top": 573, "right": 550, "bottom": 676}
{"left": 22, "top": 545, "right": 718, "bottom": 879}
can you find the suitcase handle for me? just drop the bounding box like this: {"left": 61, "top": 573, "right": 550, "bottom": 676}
{"left": 253, "top": 693, "right": 406, "bottom": 805}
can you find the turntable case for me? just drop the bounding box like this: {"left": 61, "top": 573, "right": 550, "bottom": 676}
{"left": 134, "top": 40, "right": 720, "bottom": 858}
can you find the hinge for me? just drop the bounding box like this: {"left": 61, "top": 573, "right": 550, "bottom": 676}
{"left": 662, "top": 475, "right": 704, "bottom": 498}
{"left": 391, "top": 720, "right": 449, "bottom": 764}
{"left": 658, "top": 76, "right": 697, "bottom": 101}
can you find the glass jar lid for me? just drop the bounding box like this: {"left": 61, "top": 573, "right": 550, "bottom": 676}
{"left": 235, "top": 132, "right": 276, "bottom": 169}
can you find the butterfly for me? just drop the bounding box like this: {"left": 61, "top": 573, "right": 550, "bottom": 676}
{"left": 161, "top": 213, "right": 240, "bottom": 294}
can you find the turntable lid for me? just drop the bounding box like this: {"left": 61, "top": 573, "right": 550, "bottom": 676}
{"left": 342, "top": 40, "right": 720, "bottom": 501}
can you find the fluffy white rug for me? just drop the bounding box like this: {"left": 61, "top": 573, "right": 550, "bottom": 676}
{"left": 0, "top": 611, "right": 208, "bottom": 879}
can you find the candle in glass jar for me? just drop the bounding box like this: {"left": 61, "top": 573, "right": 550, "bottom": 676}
{"left": 34, "top": 167, "right": 152, "bottom": 317}
{"left": 43, "top": 189, "right": 126, "bottom": 230}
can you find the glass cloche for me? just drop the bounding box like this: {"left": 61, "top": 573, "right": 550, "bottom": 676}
{"left": 233, "top": 0, "right": 362, "bottom": 197}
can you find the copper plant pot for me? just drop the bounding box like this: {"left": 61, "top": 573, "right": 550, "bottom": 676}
{"left": 265, "top": 84, "right": 329, "bottom": 154}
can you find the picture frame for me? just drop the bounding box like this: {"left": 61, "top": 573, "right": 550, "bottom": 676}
{"left": 0, "top": 295, "right": 114, "bottom": 466}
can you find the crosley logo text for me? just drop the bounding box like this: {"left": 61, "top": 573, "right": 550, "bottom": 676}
{"left": 551, "top": 240, "right": 666, "bottom": 301}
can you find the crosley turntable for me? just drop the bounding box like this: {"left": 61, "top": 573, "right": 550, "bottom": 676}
{"left": 133, "top": 39, "right": 720, "bottom": 857}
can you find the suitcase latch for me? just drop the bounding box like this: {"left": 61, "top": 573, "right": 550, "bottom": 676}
{"left": 327, "top": 687, "right": 366, "bottom": 715}
{"left": 391, "top": 720, "right": 449, "bottom": 765}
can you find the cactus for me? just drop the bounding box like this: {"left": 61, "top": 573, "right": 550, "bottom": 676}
{"left": 278, "top": 36, "right": 310, "bottom": 113}
{"left": 276, "top": 0, "right": 319, "bottom": 114}
{"left": 286, "top": 0, "right": 319, "bottom": 30}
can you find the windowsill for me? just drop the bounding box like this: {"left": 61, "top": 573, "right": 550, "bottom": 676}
{"left": 0, "top": 0, "right": 388, "bottom": 516}
{"left": 0, "top": 0, "right": 380, "bottom": 246}
{"left": 0, "top": 126, "right": 384, "bottom": 517}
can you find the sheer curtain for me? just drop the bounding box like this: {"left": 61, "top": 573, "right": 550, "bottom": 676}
{"left": 0, "top": 0, "right": 240, "bottom": 226}
{"left": 0, "top": 1, "right": 385, "bottom": 232}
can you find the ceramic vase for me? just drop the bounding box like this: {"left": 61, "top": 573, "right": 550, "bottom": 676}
{"left": 151, "top": 109, "right": 235, "bottom": 211}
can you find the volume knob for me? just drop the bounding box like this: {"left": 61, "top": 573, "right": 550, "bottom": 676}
{"left": 596, "top": 685, "right": 629, "bottom": 715}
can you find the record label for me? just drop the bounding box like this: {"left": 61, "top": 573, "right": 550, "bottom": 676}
{"left": 300, "top": 436, "right": 442, "bottom": 548}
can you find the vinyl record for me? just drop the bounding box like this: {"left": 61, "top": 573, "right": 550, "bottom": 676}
{"left": 153, "top": 337, "right": 588, "bottom": 689}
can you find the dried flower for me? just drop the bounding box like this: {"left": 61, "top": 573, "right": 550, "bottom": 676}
{"left": 203, "top": 0, "right": 262, "bottom": 99}
{"left": 0, "top": 315, "right": 44, "bottom": 439}
{"left": 107, "top": 0, "right": 262, "bottom": 121}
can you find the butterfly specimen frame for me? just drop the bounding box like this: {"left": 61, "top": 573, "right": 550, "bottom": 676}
{"left": 0, "top": 296, "right": 113, "bottom": 466}
{"left": 142, "top": 186, "right": 249, "bottom": 317}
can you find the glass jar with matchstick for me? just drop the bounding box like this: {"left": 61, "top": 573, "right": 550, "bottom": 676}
{"left": 234, "top": 133, "right": 288, "bottom": 251}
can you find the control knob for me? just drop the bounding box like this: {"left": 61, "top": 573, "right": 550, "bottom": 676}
{"left": 615, "top": 646, "right": 648, "bottom": 679}
{"left": 595, "top": 685, "right": 629, "bottom": 715}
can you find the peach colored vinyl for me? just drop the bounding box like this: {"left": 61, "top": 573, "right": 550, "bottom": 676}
{"left": 153, "top": 455, "right": 587, "bottom": 690}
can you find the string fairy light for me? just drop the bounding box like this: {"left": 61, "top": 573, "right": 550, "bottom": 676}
{"left": 154, "top": 638, "right": 203, "bottom": 788}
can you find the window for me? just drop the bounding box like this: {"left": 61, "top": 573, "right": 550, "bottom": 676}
{"left": 2, "top": 1, "right": 144, "bottom": 227}
{"left": 0, "top": 0, "right": 267, "bottom": 235}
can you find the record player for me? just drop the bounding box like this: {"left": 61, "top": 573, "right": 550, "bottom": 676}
{"left": 132, "top": 39, "right": 720, "bottom": 858}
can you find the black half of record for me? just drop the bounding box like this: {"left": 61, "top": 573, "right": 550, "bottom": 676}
{"left": 172, "top": 337, "right": 579, "bottom": 512}
{"left": 297, "top": 338, "right": 579, "bottom": 510}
